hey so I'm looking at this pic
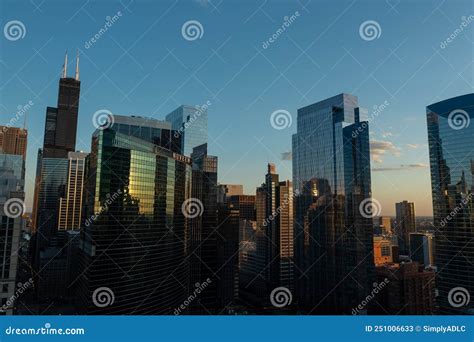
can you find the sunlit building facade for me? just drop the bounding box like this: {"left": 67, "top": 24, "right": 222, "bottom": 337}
{"left": 77, "top": 122, "right": 192, "bottom": 314}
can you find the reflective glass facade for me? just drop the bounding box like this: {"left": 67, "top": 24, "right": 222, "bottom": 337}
{"left": 165, "top": 105, "right": 208, "bottom": 156}
{"left": 292, "top": 93, "right": 373, "bottom": 314}
{"left": 77, "top": 127, "right": 192, "bottom": 314}
{"left": 427, "top": 93, "right": 474, "bottom": 314}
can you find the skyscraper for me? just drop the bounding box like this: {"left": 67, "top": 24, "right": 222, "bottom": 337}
{"left": 395, "top": 201, "right": 416, "bottom": 255}
{"left": 77, "top": 117, "right": 192, "bottom": 314}
{"left": 58, "top": 152, "right": 88, "bottom": 230}
{"left": 0, "top": 129, "right": 26, "bottom": 315}
{"left": 188, "top": 143, "right": 220, "bottom": 313}
{"left": 43, "top": 51, "right": 81, "bottom": 158}
{"left": 427, "top": 93, "right": 474, "bottom": 314}
{"left": 292, "top": 93, "right": 374, "bottom": 314}
{"left": 0, "top": 127, "right": 27, "bottom": 160}
{"left": 409, "top": 232, "right": 434, "bottom": 267}
{"left": 378, "top": 216, "right": 392, "bottom": 235}
{"left": 165, "top": 105, "right": 208, "bottom": 156}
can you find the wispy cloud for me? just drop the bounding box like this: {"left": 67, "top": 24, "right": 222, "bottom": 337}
{"left": 372, "top": 163, "right": 428, "bottom": 172}
{"left": 370, "top": 140, "right": 401, "bottom": 163}
{"left": 281, "top": 151, "right": 292, "bottom": 161}
{"left": 406, "top": 143, "right": 425, "bottom": 149}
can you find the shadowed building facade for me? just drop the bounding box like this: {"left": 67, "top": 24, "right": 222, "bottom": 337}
{"left": 427, "top": 93, "right": 474, "bottom": 315}
{"left": 292, "top": 93, "right": 374, "bottom": 314}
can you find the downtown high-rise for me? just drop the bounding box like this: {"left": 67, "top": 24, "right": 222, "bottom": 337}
{"left": 76, "top": 115, "right": 192, "bottom": 314}
{"left": 427, "top": 93, "right": 474, "bottom": 314}
{"left": 292, "top": 93, "right": 374, "bottom": 314}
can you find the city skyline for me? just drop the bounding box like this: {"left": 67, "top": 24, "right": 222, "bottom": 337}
{"left": 2, "top": 0, "right": 473, "bottom": 216}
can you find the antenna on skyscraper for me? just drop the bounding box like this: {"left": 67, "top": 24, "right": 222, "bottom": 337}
{"left": 75, "top": 49, "right": 80, "bottom": 81}
{"left": 62, "top": 50, "right": 68, "bottom": 78}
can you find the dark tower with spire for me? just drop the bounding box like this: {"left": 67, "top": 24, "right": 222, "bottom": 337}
{"left": 43, "top": 51, "right": 81, "bottom": 158}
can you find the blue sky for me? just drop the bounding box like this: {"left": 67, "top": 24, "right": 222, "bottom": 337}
{"left": 1, "top": 0, "right": 473, "bottom": 215}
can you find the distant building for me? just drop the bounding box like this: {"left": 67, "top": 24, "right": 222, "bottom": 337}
{"left": 42, "top": 52, "right": 80, "bottom": 158}
{"left": 427, "top": 94, "right": 474, "bottom": 314}
{"left": 165, "top": 105, "right": 208, "bottom": 156}
{"left": 373, "top": 235, "right": 397, "bottom": 266}
{"left": 374, "top": 262, "right": 435, "bottom": 315}
{"left": 395, "top": 201, "right": 416, "bottom": 255}
{"left": 58, "top": 152, "right": 88, "bottom": 230}
{"left": 378, "top": 216, "right": 392, "bottom": 235}
{"left": 0, "top": 127, "right": 27, "bottom": 160}
{"left": 217, "top": 184, "right": 244, "bottom": 203}
{"left": 409, "top": 232, "right": 435, "bottom": 267}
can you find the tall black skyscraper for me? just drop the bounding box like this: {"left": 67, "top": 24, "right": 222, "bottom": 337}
{"left": 427, "top": 94, "right": 474, "bottom": 314}
{"left": 43, "top": 51, "right": 81, "bottom": 158}
{"left": 292, "top": 94, "right": 374, "bottom": 314}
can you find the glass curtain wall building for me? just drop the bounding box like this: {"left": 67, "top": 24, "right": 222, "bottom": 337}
{"left": 77, "top": 119, "right": 192, "bottom": 314}
{"left": 426, "top": 93, "right": 474, "bottom": 315}
{"left": 165, "top": 105, "right": 208, "bottom": 156}
{"left": 292, "top": 93, "right": 374, "bottom": 314}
